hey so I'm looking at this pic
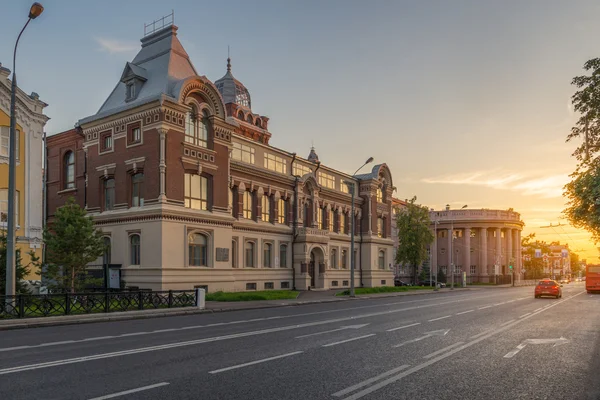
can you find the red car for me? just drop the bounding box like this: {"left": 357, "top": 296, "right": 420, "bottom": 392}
{"left": 534, "top": 279, "right": 562, "bottom": 299}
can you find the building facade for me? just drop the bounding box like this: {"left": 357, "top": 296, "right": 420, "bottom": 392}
{"left": 0, "top": 63, "right": 48, "bottom": 278}
{"left": 45, "top": 25, "right": 395, "bottom": 292}
{"left": 429, "top": 207, "right": 525, "bottom": 283}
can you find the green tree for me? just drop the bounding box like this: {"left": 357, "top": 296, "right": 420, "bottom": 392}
{"left": 564, "top": 59, "right": 600, "bottom": 241}
{"left": 43, "top": 197, "right": 105, "bottom": 293}
{"left": 0, "top": 230, "right": 41, "bottom": 295}
{"left": 395, "top": 196, "right": 435, "bottom": 285}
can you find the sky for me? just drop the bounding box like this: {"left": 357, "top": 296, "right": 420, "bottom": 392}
{"left": 2, "top": 0, "right": 599, "bottom": 262}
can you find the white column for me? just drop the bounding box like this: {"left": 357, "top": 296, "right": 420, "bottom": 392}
{"left": 158, "top": 128, "right": 167, "bottom": 203}
{"left": 495, "top": 228, "right": 502, "bottom": 275}
{"left": 480, "top": 227, "right": 488, "bottom": 276}
{"left": 507, "top": 228, "right": 513, "bottom": 271}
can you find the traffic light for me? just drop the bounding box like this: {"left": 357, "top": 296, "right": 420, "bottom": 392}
{"left": 509, "top": 264, "right": 513, "bottom": 270}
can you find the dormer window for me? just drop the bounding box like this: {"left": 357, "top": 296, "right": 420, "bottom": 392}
{"left": 120, "top": 62, "right": 147, "bottom": 103}
{"left": 126, "top": 82, "right": 136, "bottom": 101}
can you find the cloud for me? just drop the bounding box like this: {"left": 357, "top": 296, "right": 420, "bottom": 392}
{"left": 95, "top": 37, "right": 138, "bottom": 54}
{"left": 421, "top": 169, "right": 570, "bottom": 199}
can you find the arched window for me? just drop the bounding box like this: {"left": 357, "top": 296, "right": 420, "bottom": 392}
{"left": 328, "top": 209, "right": 334, "bottom": 232}
{"left": 279, "top": 244, "right": 287, "bottom": 268}
{"left": 131, "top": 173, "right": 144, "bottom": 207}
{"left": 377, "top": 188, "right": 383, "bottom": 203}
{"left": 340, "top": 212, "right": 347, "bottom": 234}
{"left": 341, "top": 249, "right": 348, "bottom": 269}
{"left": 243, "top": 190, "right": 253, "bottom": 219}
{"left": 378, "top": 250, "right": 385, "bottom": 270}
{"left": 278, "top": 198, "right": 287, "bottom": 224}
{"left": 199, "top": 109, "right": 209, "bottom": 148}
{"left": 102, "top": 237, "right": 111, "bottom": 265}
{"left": 245, "top": 241, "right": 255, "bottom": 268}
{"left": 189, "top": 232, "right": 208, "bottom": 266}
{"left": 104, "top": 179, "right": 115, "bottom": 211}
{"left": 255, "top": 118, "right": 262, "bottom": 128}
{"left": 130, "top": 234, "right": 141, "bottom": 265}
{"left": 237, "top": 110, "right": 244, "bottom": 120}
{"left": 331, "top": 248, "right": 337, "bottom": 269}
{"left": 185, "top": 104, "right": 197, "bottom": 144}
{"left": 246, "top": 114, "right": 253, "bottom": 124}
{"left": 377, "top": 217, "right": 384, "bottom": 238}
{"left": 261, "top": 195, "right": 270, "bottom": 222}
{"left": 64, "top": 151, "right": 75, "bottom": 189}
{"left": 317, "top": 207, "right": 324, "bottom": 230}
{"left": 263, "top": 243, "right": 272, "bottom": 267}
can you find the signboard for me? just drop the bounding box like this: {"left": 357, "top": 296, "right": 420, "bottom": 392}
{"left": 216, "top": 248, "right": 229, "bottom": 262}
{"left": 109, "top": 268, "right": 120, "bottom": 289}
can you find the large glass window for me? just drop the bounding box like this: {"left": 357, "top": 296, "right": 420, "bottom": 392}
{"left": 378, "top": 250, "right": 385, "bottom": 269}
{"left": 64, "top": 151, "right": 75, "bottom": 189}
{"left": 261, "top": 195, "right": 271, "bottom": 222}
{"left": 232, "top": 142, "right": 255, "bottom": 164}
{"left": 263, "top": 243, "right": 272, "bottom": 267}
{"left": 199, "top": 109, "right": 209, "bottom": 148}
{"left": 341, "top": 249, "right": 348, "bottom": 269}
{"left": 243, "top": 191, "right": 253, "bottom": 219}
{"left": 377, "top": 188, "right": 383, "bottom": 202}
{"left": 184, "top": 173, "right": 208, "bottom": 210}
{"left": 104, "top": 179, "right": 115, "bottom": 211}
{"left": 264, "top": 153, "right": 287, "bottom": 174}
{"left": 0, "top": 189, "right": 19, "bottom": 225}
{"left": 317, "top": 207, "right": 324, "bottom": 229}
{"left": 278, "top": 198, "right": 287, "bottom": 224}
{"left": 245, "top": 242, "right": 255, "bottom": 267}
{"left": 377, "top": 217, "right": 384, "bottom": 238}
{"left": 130, "top": 234, "right": 140, "bottom": 265}
{"left": 318, "top": 172, "right": 336, "bottom": 189}
{"left": 185, "top": 106, "right": 209, "bottom": 148}
{"left": 293, "top": 163, "right": 312, "bottom": 177}
{"left": 331, "top": 248, "right": 338, "bottom": 269}
{"left": 189, "top": 233, "right": 208, "bottom": 266}
{"left": 340, "top": 213, "right": 347, "bottom": 234}
{"left": 0, "top": 127, "right": 18, "bottom": 159}
{"left": 131, "top": 173, "right": 144, "bottom": 207}
{"left": 328, "top": 209, "right": 334, "bottom": 232}
{"left": 279, "top": 244, "right": 287, "bottom": 268}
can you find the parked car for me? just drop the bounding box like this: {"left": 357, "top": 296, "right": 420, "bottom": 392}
{"left": 534, "top": 279, "right": 562, "bottom": 299}
{"left": 417, "top": 280, "right": 446, "bottom": 288}
{"left": 394, "top": 279, "right": 411, "bottom": 287}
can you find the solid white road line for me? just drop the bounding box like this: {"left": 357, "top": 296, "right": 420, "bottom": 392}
{"left": 469, "top": 329, "right": 494, "bottom": 340}
{"left": 500, "top": 319, "right": 516, "bottom": 326}
{"left": 322, "top": 334, "right": 376, "bottom": 347}
{"left": 295, "top": 324, "right": 369, "bottom": 339}
{"left": 337, "top": 291, "right": 585, "bottom": 400}
{"left": 519, "top": 313, "right": 531, "bottom": 318}
{"left": 88, "top": 382, "right": 170, "bottom": 400}
{"left": 423, "top": 342, "right": 464, "bottom": 359}
{"left": 208, "top": 351, "right": 303, "bottom": 374}
{"left": 478, "top": 305, "right": 492, "bottom": 310}
{"left": 332, "top": 365, "right": 411, "bottom": 397}
{"left": 386, "top": 323, "right": 420, "bottom": 332}
{"left": 534, "top": 307, "right": 543, "bottom": 312}
{"left": 494, "top": 302, "right": 506, "bottom": 306}
{"left": 456, "top": 310, "right": 474, "bottom": 315}
{"left": 428, "top": 315, "right": 451, "bottom": 322}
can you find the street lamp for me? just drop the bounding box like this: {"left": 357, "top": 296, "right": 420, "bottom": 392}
{"left": 345, "top": 157, "right": 374, "bottom": 297}
{"left": 431, "top": 215, "right": 439, "bottom": 291}
{"left": 5, "top": 3, "right": 44, "bottom": 301}
{"left": 449, "top": 204, "right": 467, "bottom": 290}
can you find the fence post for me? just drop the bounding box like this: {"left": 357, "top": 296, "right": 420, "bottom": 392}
{"left": 195, "top": 288, "right": 205, "bottom": 309}
{"left": 65, "top": 293, "right": 71, "bottom": 315}
{"left": 168, "top": 290, "right": 173, "bottom": 308}
{"left": 104, "top": 291, "right": 110, "bottom": 313}
{"left": 138, "top": 291, "right": 143, "bottom": 310}
{"left": 18, "top": 295, "right": 25, "bottom": 318}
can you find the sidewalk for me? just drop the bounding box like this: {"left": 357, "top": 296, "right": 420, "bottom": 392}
{"left": 0, "top": 287, "right": 472, "bottom": 331}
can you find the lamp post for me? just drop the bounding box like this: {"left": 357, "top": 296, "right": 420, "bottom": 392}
{"left": 345, "top": 157, "right": 373, "bottom": 298}
{"left": 431, "top": 216, "right": 439, "bottom": 291}
{"left": 449, "top": 204, "right": 467, "bottom": 290}
{"left": 5, "top": 3, "right": 44, "bottom": 301}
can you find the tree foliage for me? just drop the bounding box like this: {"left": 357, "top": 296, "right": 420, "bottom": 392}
{"left": 0, "top": 230, "right": 40, "bottom": 295}
{"left": 564, "top": 58, "right": 600, "bottom": 242}
{"left": 43, "top": 197, "right": 105, "bottom": 293}
{"left": 395, "top": 196, "right": 435, "bottom": 284}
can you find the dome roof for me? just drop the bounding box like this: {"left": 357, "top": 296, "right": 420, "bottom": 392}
{"left": 307, "top": 146, "right": 319, "bottom": 163}
{"left": 215, "top": 58, "right": 251, "bottom": 109}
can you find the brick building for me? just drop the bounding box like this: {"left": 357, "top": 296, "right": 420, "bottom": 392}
{"left": 45, "top": 24, "right": 395, "bottom": 292}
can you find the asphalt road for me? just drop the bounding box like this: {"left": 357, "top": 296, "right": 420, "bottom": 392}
{"left": 0, "top": 283, "right": 599, "bottom": 400}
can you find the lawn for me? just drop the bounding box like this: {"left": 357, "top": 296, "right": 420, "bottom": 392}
{"left": 336, "top": 286, "right": 434, "bottom": 296}
{"left": 206, "top": 290, "right": 300, "bottom": 302}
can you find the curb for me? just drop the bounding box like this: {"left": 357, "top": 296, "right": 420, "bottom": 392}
{"left": 0, "top": 288, "right": 472, "bottom": 331}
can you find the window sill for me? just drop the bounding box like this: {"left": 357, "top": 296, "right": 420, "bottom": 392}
{"left": 126, "top": 140, "right": 143, "bottom": 148}
{"left": 57, "top": 188, "right": 77, "bottom": 195}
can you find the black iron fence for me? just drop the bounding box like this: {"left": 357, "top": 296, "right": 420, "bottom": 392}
{"left": 0, "top": 290, "right": 197, "bottom": 319}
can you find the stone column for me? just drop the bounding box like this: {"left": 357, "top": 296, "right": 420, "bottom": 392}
{"left": 464, "top": 227, "right": 471, "bottom": 276}
{"left": 507, "top": 228, "right": 513, "bottom": 271}
{"left": 516, "top": 230, "right": 522, "bottom": 276}
{"left": 447, "top": 228, "right": 453, "bottom": 271}
{"left": 480, "top": 227, "right": 488, "bottom": 276}
{"left": 158, "top": 128, "right": 167, "bottom": 203}
{"left": 495, "top": 228, "right": 502, "bottom": 275}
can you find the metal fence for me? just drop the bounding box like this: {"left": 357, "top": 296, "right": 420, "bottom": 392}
{"left": 0, "top": 290, "right": 197, "bottom": 319}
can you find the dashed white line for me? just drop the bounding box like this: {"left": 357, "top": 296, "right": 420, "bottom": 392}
{"left": 423, "top": 342, "right": 464, "bottom": 359}
{"left": 88, "top": 382, "right": 170, "bottom": 400}
{"left": 470, "top": 329, "right": 494, "bottom": 339}
{"left": 478, "top": 305, "right": 492, "bottom": 310}
{"left": 209, "top": 351, "right": 303, "bottom": 374}
{"left": 494, "top": 302, "right": 506, "bottom": 306}
{"left": 519, "top": 313, "right": 531, "bottom": 318}
{"left": 456, "top": 310, "right": 474, "bottom": 315}
{"left": 500, "top": 319, "right": 515, "bottom": 326}
{"left": 386, "top": 323, "right": 420, "bottom": 332}
{"left": 322, "top": 334, "right": 376, "bottom": 347}
{"left": 428, "top": 315, "right": 451, "bottom": 322}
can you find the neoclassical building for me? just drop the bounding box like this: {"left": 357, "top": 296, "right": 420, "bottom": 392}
{"left": 46, "top": 24, "right": 395, "bottom": 292}
{"left": 429, "top": 206, "right": 525, "bottom": 283}
{"left": 0, "top": 62, "right": 48, "bottom": 277}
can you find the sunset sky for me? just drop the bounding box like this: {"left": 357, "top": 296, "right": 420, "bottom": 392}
{"left": 2, "top": 0, "right": 598, "bottom": 261}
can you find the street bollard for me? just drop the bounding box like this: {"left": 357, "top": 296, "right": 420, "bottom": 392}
{"left": 195, "top": 288, "right": 206, "bottom": 309}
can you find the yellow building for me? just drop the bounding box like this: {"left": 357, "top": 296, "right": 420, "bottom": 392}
{"left": 0, "top": 62, "right": 48, "bottom": 280}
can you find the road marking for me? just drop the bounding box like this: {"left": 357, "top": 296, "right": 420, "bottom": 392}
{"left": 322, "top": 334, "right": 376, "bottom": 347}
{"left": 386, "top": 323, "right": 420, "bottom": 332}
{"left": 428, "top": 315, "right": 451, "bottom": 322}
{"left": 152, "top": 328, "right": 177, "bottom": 333}
{"left": 500, "top": 319, "right": 515, "bottom": 326}
{"left": 503, "top": 337, "right": 569, "bottom": 359}
{"left": 39, "top": 340, "right": 74, "bottom": 347}
{"left": 393, "top": 329, "right": 450, "bottom": 348}
{"left": 534, "top": 307, "right": 543, "bottom": 312}
{"left": 470, "top": 329, "right": 494, "bottom": 339}
{"left": 88, "top": 382, "right": 170, "bottom": 399}
{"left": 81, "top": 336, "right": 115, "bottom": 342}
{"left": 494, "top": 302, "right": 506, "bottom": 306}
{"left": 519, "top": 313, "right": 531, "bottom": 318}
{"left": 456, "top": 310, "right": 474, "bottom": 315}
{"left": 332, "top": 365, "right": 411, "bottom": 397}
{"left": 295, "top": 324, "right": 369, "bottom": 339}
{"left": 336, "top": 291, "right": 585, "bottom": 400}
{"left": 423, "top": 342, "right": 464, "bottom": 359}
{"left": 505, "top": 300, "right": 516, "bottom": 303}
{"left": 119, "top": 332, "right": 149, "bottom": 337}
{"left": 208, "top": 351, "right": 303, "bottom": 374}
{"left": 478, "top": 305, "right": 492, "bottom": 310}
